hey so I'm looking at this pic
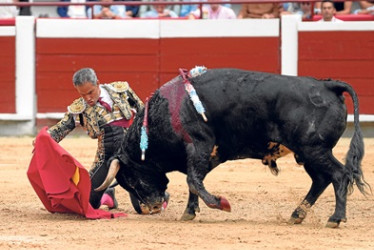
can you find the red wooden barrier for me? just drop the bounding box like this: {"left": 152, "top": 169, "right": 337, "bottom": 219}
{"left": 298, "top": 31, "right": 374, "bottom": 114}
{"left": 36, "top": 38, "right": 160, "bottom": 112}
{"left": 0, "top": 19, "right": 15, "bottom": 26}
{"left": 35, "top": 19, "right": 280, "bottom": 113}
{"left": 0, "top": 36, "right": 16, "bottom": 113}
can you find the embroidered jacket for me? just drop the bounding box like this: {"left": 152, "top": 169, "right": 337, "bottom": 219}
{"left": 48, "top": 81, "right": 144, "bottom": 142}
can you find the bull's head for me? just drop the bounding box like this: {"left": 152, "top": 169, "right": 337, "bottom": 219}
{"left": 96, "top": 157, "right": 169, "bottom": 214}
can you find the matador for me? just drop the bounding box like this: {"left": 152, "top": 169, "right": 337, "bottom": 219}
{"left": 48, "top": 68, "right": 143, "bottom": 210}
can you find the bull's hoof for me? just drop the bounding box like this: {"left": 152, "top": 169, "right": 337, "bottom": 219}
{"left": 289, "top": 209, "right": 307, "bottom": 224}
{"left": 288, "top": 217, "right": 303, "bottom": 225}
{"left": 205, "top": 196, "right": 231, "bottom": 211}
{"left": 326, "top": 217, "right": 346, "bottom": 228}
{"left": 289, "top": 203, "right": 309, "bottom": 225}
{"left": 326, "top": 221, "right": 340, "bottom": 228}
{"left": 180, "top": 211, "right": 196, "bottom": 221}
{"left": 219, "top": 196, "right": 231, "bottom": 212}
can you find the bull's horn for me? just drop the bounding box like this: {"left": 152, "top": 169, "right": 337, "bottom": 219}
{"left": 94, "top": 159, "right": 120, "bottom": 192}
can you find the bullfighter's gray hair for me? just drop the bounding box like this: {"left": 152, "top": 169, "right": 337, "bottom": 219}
{"left": 72, "top": 68, "right": 98, "bottom": 87}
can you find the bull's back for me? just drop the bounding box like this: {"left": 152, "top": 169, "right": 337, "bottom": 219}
{"left": 191, "top": 69, "right": 320, "bottom": 124}
{"left": 190, "top": 69, "right": 347, "bottom": 155}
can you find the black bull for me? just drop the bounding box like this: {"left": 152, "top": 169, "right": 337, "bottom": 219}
{"left": 106, "top": 68, "right": 370, "bottom": 227}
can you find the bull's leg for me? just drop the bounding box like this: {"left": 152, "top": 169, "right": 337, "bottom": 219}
{"left": 181, "top": 191, "right": 200, "bottom": 221}
{"left": 291, "top": 151, "right": 348, "bottom": 228}
{"left": 181, "top": 146, "right": 222, "bottom": 221}
{"left": 326, "top": 157, "right": 350, "bottom": 228}
{"left": 185, "top": 143, "right": 231, "bottom": 213}
{"left": 290, "top": 163, "right": 331, "bottom": 224}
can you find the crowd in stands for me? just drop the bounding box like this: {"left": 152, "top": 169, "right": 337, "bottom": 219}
{"left": 1, "top": 0, "right": 374, "bottom": 20}
{"left": 0, "top": 0, "right": 31, "bottom": 18}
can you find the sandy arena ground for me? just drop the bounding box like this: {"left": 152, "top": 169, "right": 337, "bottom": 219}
{"left": 0, "top": 135, "right": 374, "bottom": 249}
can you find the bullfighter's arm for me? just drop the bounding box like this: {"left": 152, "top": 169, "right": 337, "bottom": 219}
{"left": 47, "top": 98, "right": 84, "bottom": 143}
{"left": 48, "top": 112, "right": 76, "bottom": 143}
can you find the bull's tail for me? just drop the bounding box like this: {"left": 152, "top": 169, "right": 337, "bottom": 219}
{"left": 327, "top": 80, "right": 371, "bottom": 196}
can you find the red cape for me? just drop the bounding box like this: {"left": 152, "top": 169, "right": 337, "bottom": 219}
{"left": 27, "top": 127, "right": 126, "bottom": 219}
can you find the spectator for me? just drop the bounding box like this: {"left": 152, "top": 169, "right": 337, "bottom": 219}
{"left": 114, "top": 0, "right": 140, "bottom": 17}
{"left": 0, "top": 0, "right": 18, "bottom": 18}
{"left": 280, "top": 2, "right": 292, "bottom": 13}
{"left": 280, "top": 2, "right": 312, "bottom": 19}
{"left": 124, "top": 0, "right": 141, "bottom": 17}
{"left": 315, "top": 1, "right": 352, "bottom": 15}
{"left": 180, "top": 0, "right": 198, "bottom": 17}
{"left": 318, "top": 0, "right": 343, "bottom": 22}
{"left": 180, "top": 0, "right": 232, "bottom": 17}
{"left": 141, "top": 0, "right": 178, "bottom": 18}
{"left": 18, "top": 0, "right": 31, "bottom": 15}
{"left": 354, "top": 1, "right": 374, "bottom": 15}
{"left": 188, "top": 0, "right": 236, "bottom": 19}
{"left": 88, "top": 0, "right": 126, "bottom": 19}
{"left": 57, "top": 0, "right": 70, "bottom": 17}
{"left": 238, "top": 3, "right": 280, "bottom": 19}
{"left": 295, "top": 2, "right": 312, "bottom": 19}
{"left": 57, "top": 0, "right": 88, "bottom": 18}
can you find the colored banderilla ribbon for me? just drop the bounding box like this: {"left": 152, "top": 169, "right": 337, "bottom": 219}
{"left": 179, "top": 68, "right": 208, "bottom": 122}
{"left": 140, "top": 97, "right": 149, "bottom": 161}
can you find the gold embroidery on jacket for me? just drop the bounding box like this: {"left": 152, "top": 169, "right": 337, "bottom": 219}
{"left": 90, "top": 133, "right": 105, "bottom": 173}
{"left": 49, "top": 81, "right": 143, "bottom": 175}
{"left": 48, "top": 81, "right": 143, "bottom": 142}
{"left": 103, "top": 82, "right": 144, "bottom": 120}
{"left": 48, "top": 113, "right": 77, "bottom": 143}
{"left": 68, "top": 98, "right": 86, "bottom": 114}
{"left": 108, "top": 81, "right": 129, "bottom": 93}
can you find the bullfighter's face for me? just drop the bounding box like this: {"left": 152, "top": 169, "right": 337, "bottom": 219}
{"left": 75, "top": 81, "right": 100, "bottom": 107}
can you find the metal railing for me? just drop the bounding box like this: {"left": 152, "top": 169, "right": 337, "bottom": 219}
{"left": 0, "top": 0, "right": 347, "bottom": 20}
{"left": 0, "top": 1, "right": 371, "bottom": 22}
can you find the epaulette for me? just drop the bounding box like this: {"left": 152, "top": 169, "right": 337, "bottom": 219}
{"left": 68, "top": 98, "right": 86, "bottom": 114}
{"left": 107, "top": 81, "right": 129, "bottom": 93}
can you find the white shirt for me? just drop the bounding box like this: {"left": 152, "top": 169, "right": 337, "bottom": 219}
{"left": 318, "top": 16, "right": 344, "bottom": 22}
{"left": 98, "top": 85, "right": 113, "bottom": 108}
{"left": 191, "top": 5, "right": 236, "bottom": 19}
{"left": 67, "top": 0, "right": 87, "bottom": 18}
{"left": 0, "top": 0, "right": 18, "bottom": 18}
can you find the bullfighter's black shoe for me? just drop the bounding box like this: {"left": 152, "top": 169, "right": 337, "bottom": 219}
{"left": 100, "top": 187, "right": 118, "bottom": 210}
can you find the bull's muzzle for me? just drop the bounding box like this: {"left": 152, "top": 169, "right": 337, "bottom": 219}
{"left": 139, "top": 192, "right": 170, "bottom": 215}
